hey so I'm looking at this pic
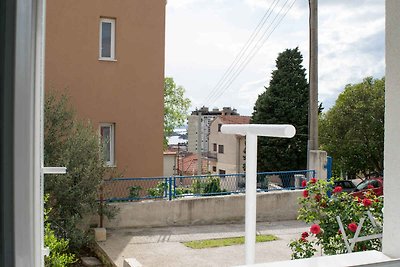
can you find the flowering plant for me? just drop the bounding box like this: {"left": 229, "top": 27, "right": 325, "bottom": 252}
{"left": 289, "top": 178, "right": 383, "bottom": 259}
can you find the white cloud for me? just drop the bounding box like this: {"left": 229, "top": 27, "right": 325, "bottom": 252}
{"left": 166, "top": 0, "right": 385, "bottom": 115}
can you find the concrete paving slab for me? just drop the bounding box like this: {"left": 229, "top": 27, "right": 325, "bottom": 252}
{"left": 97, "top": 220, "right": 311, "bottom": 267}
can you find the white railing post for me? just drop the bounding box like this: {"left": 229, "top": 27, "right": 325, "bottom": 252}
{"left": 221, "top": 124, "right": 295, "bottom": 265}
{"left": 245, "top": 133, "right": 257, "bottom": 264}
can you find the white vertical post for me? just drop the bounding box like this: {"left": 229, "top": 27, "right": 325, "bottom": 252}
{"left": 245, "top": 133, "right": 257, "bottom": 265}
{"left": 383, "top": 0, "right": 400, "bottom": 258}
{"left": 221, "top": 124, "right": 296, "bottom": 265}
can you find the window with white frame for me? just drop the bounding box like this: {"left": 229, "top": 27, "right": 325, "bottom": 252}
{"left": 100, "top": 123, "right": 115, "bottom": 166}
{"left": 99, "top": 18, "right": 115, "bottom": 60}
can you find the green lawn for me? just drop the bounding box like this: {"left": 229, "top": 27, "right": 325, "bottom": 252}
{"left": 183, "top": 235, "right": 278, "bottom": 249}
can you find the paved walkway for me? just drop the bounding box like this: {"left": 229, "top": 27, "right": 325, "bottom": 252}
{"left": 97, "top": 220, "right": 310, "bottom": 267}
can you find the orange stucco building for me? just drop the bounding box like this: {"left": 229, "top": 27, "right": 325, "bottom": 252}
{"left": 45, "top": 0, "right": 166, "bottom": 177}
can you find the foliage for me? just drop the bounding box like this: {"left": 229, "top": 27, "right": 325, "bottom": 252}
{"left": 191, "top": 178, "right": 204, "bottom": 194}
{"left": 191, "top": 176, "right": 224, "bottom": 195}
{"left": 147, "top": 176, "right": 225, "bottom": 198}
{"left": 147, "top": 181, "right": 167, "bottom": 197}
{"left": 289, "top": 178, "right": 383, "bottom": 259}
{"left": 44, "top": 92, "right": 117, "bottom": 251}
{"left": 289, "top": 236, "right": 317, "bottom": 259}
{"left": 251, "top": 48, "right": 309, "bottom": 171}
{"left": 203, "top": 176, "right": 222, "bottom": 194}
{"left": 44, "top": 195, "right": 77, "bottom": 267}
{"left": 128, "top": 185, "right": 142, "bottom": 199}
{"left": 184, "top": 235, "right": 278, "bottom": 249}
{"left": 175, "top": 186, "right": 193, "bottom": 196}
{"left": 164, "top": 77, "right": 191, "bottom": 148}
{"left": 319, "top": 77, "right": 385, "bottom": 178}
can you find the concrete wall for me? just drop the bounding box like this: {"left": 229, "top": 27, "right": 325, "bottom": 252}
{"left": 102, "top": 190, "right": 301, "bottom": 228}
{"left": 309, "top": 150, "right": 327, "bottom": 180}
{"left": 163, "top": 153, "right": 176, "bottom": 177}
{"left": 45, "top": 0, "right": 166, "bottom": 178}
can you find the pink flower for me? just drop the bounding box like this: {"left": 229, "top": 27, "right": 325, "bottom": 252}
{"left": 303, "top": 190, "right": 309, "bottom": 198}
{"left": 310, "top": 224, "right": 321, "bottom": 235}
{"left": 363, "top": 198, "right": 372, "bottom": 207}
{"left": 301, "top": 180, "right": 307, "bottom": 187}
{"left": 310, "top": 178, "right": 317, "bottom": 184}
{"left": 348, "top": 223, "right": 358, "bottom": 233}
{"left": 333, "top": 186, "right": 342, "bottom": 193}
{"left": 301, "top": 232, "right": 309, "bottom": 238}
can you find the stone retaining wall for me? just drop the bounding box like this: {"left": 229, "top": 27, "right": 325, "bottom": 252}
{"left": 102, "top": 190, "right": 302, "bottom": 228}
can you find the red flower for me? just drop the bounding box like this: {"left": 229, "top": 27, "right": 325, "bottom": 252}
{"left": 303, "top": 190, "right": 309, "bottom": 198}
{"left": 348, "top": 223, "right": 358, "bottom": 233}
{"left": 300, "top": 237, "right": 308, "bottom": 242}
{"left": 367, "top": 184, "right": 374, "bottom": 189}
{"left": 338, "top": 229, "right": 342, "bottom": 235}
{"left": 315, "top": 194, "right": 321, "bottom": 202}
{"left": 310, "top": 224, "right": 321, "bottom": 235}
{"left": 301, "top": 180, "right": 307, "bottom": 187}
{"left": 310, "top": 178, "right": 317, "bottom": 184}
{"left": 301, "top": 232, "right": 309, "bottom": 238}
{"left": 363, "top": 198, "right": 372, "bottom": 207}
{"left": 333, "top": 186, "right": 342, "bottom": 193}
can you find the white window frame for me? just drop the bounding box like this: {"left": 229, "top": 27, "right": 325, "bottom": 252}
{"left": 99, "top": 18, "right": 116, "bottom": 61}
{"left": 100, "top": 123, "right": 115, "bottom": 166}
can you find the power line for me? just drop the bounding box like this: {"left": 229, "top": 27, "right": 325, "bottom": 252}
{"left": 209, "top": 0, "right": 297, "bottom": 106}
{"left": 209, "top": 0, "right": 296, "bottom": 106}
{"left": 203, "top": 0, "right": 281, "bottom": 105}
{"left": 204, "top": 0, "right": 298, "bottom": 107}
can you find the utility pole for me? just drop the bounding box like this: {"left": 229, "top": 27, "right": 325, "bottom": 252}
{"left": 197, "top": 112, "right": 202, "bottom": 175}
{"left": 308, "top": 0, "right": 318, "bottom": 170}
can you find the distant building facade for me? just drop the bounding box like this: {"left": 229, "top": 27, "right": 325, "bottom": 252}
{"left": 45, "top": 0, "right": 166, "bottom": 178}
{"left": 187, "top": 106, "right": 239, "bottom": 154}
{"left": 208, "top": 115, "right": 250, "bottom": 175}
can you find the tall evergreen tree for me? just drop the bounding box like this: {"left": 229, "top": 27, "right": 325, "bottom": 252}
{"left": 251, "top": 47, "right": 309, "bottom": 172}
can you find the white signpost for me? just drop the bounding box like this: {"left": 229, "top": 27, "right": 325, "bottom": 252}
{"left": 221, "top": 124, "right": 296, "bottom": 265}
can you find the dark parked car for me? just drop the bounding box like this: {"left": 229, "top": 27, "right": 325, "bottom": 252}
{"left": 334, "top": 180, "right": 356, "bottom": 193}
{"left": 351, "top": 178, "right": 383, "bottom": 199}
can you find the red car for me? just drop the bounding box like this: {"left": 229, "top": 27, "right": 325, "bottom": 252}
{"left": 351, "top": 178, "right": 383, "bottom": 199}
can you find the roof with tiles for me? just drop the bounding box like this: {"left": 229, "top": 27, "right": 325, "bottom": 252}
{"left": 219, "top": 115, "right": 251, "bottom": 124}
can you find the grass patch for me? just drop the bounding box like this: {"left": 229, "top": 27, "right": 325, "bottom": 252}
{"left": 183, "top": 234, "right": 278, "bottom": 249}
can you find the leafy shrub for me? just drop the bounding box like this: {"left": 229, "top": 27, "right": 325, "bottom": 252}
{"left": 44, "top": 195, "right": 77, "bottom": 267}
{"left": 147, "top": 182, "right": 167, "bottom": 197}
{"left": 289, "top": 178, "right": 383, "bottom": 259}
{"left": 175, "top": 186, "right": 193, "bottom": 196}
{"left": 128, "top": 185, "right": 142, "bottom": 199}
{"left": 204, "top": 176, "right": 222, "bottom": 194}
{"left": 191, "top": 178, "right": 204, "bottom": 194}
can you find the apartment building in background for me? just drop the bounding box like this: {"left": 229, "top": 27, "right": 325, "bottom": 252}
{"left": 187, "top": 106, "right": 239, "bottom": 154}
{"left": 45, "top": 0, "right": 166, "bottom": 177}
{"left": 208, "top": 115, "right": 250, "bottom": 175}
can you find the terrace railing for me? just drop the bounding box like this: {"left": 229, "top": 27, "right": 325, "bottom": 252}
{"left": 102, "top": 170, "right": 315, "bottom": 202}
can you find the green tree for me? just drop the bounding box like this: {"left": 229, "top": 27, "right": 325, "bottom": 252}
{"left": 164, "top": 77, "right": 191, "bottom": 147}
{"left": 251, "top": 47, "right": 309, "bottom": 172}
{"left": 44, "top": 92, "right": 116, "bottom": 251}
{"left": 320, "top": 77, "right": 384, "bottom": 178}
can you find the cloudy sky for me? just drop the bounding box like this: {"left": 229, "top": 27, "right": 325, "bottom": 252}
{"left": 165, "top": 0, "right": 385, "bottom": 116}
